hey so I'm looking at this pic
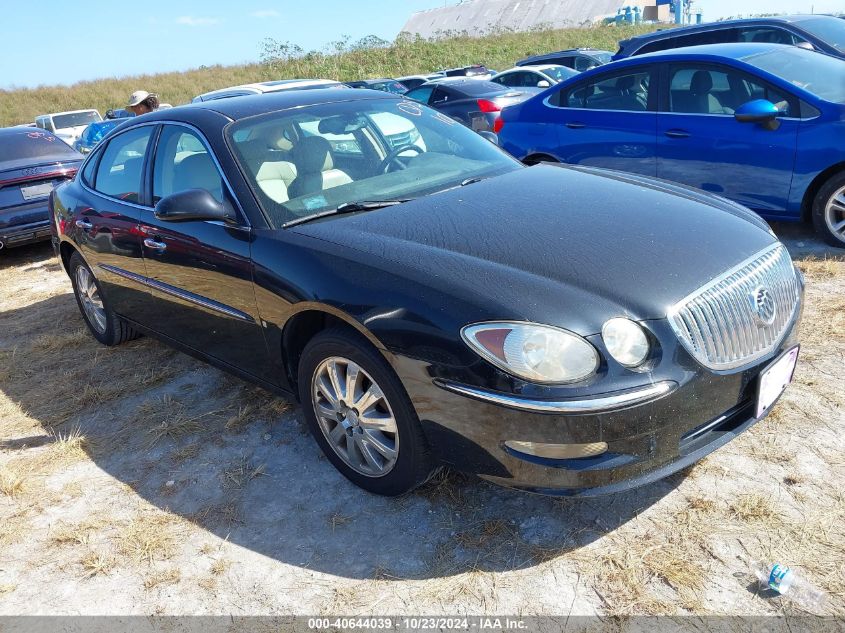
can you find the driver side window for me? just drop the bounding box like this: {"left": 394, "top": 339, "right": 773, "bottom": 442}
{"left": 152, "top": 126, "right": 227, "bottom": 206}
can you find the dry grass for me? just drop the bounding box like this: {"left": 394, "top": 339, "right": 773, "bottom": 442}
{"left": 221, "top": 456, "right": 266, "bottom": 490}
{"left": 729, "top": 494, "right": 777, "bottom": 522}
{"left": 80, "top": 551, "right": 114, "bottom": 579}
{"left": 795, "top": 256, "right": 844, "bottom": 282}
{"left": 209, "top": 558, "right": 232, "bottom": 576}
{"left": 117, "top": 511, "right": 186, "bottom": 564}
{"left": 329, "top": 513, "right": 352, "bottom": 532}
{"left": 0, "top": 584, "right": 16, "bottom": 596}
{"left": 0, "top": 467, "right": 25, "bottom": 497}
{"left": 143, "top": 568, "right": 181, "bottom": 590}
{"left": 50, "top": 518, "right": 109, "bottom": 547}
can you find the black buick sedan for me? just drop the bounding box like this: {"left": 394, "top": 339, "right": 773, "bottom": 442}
{"left": 49, "top": 90, "right": 803, "bottom": 496}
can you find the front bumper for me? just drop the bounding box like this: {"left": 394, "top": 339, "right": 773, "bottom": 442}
{"left": 397, "top": 317, "right": 801, "bottom": 496}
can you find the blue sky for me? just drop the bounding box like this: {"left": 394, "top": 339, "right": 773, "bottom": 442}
{"left": 1, "top": 0, "right": 839, "bottom": 89}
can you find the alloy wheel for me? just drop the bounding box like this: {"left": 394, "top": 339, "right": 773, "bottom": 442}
{"left": 825, "top": 184, "right": 845, "bottom": 243}
{"left": 311, "top": 356, "right": 399, "bottom": 477}
{"left": 75, "top": 266, "right": 107, "bottom": 334}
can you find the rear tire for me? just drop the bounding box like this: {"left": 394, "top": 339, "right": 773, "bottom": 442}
{"left": 69, "top": 252, "right": 139, "bottom": 346}
{"left": 811, "top": 171, "right": 845, "bottom": 248}
{"left": 297, "top": 328, "right": 435, "bottom": 496}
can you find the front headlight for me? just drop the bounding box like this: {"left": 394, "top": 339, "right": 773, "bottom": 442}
{"left": 601, "top": 318, "right": 650, "bottom": 367}
{"left": 462, "top": 322, "right": 599, "bottom": 384}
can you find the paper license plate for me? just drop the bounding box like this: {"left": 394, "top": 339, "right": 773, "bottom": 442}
{"left": 20, "top": 182, "right": 54, "bottom": 201}
{"left": 756, "top": 346, "right": 799, "bottom": 418}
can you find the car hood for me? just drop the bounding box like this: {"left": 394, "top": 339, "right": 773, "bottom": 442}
{"left": 292, "top": 164, "right": 778, "bottom": 334}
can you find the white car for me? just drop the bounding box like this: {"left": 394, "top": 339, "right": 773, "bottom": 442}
{"left": 34, "top": 109, "right": 102, "bottom": 146}
{"left": 192, "top": 79, "right": 348, "bottom": 103}
{"left": 491, "top": 64, "right": 580, "bottom": 89}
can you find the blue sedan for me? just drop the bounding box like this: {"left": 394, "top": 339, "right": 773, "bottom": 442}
{"left": 497, "top": 43, "right": 845, "bottom": 247}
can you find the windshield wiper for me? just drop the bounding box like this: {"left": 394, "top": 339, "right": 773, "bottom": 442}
{"left": 283, "top": 199, "right": 413, "bottom": 228}
{"left": 460, "top": 176, "right": 488, "bottom": 187}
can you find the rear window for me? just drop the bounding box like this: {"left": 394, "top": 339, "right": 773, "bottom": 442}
{"left": 0, "top": 130, "right": 79, "bottom": 165}
{"left": 451, "top": 81, "right": 511, "bottom": 96}
{"left": 52, "top": 111, "right": 101, "bottom": 129}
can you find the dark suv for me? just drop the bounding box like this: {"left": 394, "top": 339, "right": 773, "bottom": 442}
{"left": 516, "top": 48, "right": 613, "bottom": 71}
{"left": 614, "top": 15, "right": 845, "bottom": 60}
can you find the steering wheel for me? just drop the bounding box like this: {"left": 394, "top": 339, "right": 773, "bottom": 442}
{"left": 378, "top": 144, "right": 424, "bottom": 174}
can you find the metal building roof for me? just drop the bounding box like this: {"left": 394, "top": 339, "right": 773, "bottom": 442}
{"left": 402, "top": 0, "right": 649, "bottom": 38}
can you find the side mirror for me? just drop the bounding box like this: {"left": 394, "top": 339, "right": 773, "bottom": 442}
{"left": 734, "top": 99, "right": 781, "bottom": 130}
{"left": 477, "top": 131, "right": 499, "bottom": 145}
{"left": 537, "top": 80, "right": 551, "bottom": 88}
{"left": 154, "top": 189, "right": 236, "bottom": 223}
{"left": 795, "top": 41, "right": 815, "bottom": 50}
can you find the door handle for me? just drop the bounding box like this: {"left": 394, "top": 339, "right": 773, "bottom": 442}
{"left": 566, "top": 122, "right": 586, "bottom": 129}
{"left": 665, "top": 129, "right": 690, "bottom": 138}
{"left": 75, "top": 219, "right": 93, "bottom": 230}
{"left": 143, "top": 238, "right": 167, "bottom": 252}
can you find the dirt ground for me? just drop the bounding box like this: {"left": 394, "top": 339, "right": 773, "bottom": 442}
{"left": 0, "top": 222, "right": 843, "bottom": 618}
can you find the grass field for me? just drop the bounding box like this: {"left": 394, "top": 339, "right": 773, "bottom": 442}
{"left": 0, "top": 24, "right": 659, "bottom": 127}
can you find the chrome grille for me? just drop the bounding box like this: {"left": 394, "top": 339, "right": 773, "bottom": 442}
{"left": 668, "top": 244, "right": 800, "bottom": 371}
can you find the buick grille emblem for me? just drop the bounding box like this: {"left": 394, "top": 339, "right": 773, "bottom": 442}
{"left": 751, "top": 286, "right": 777, "bottom": 326}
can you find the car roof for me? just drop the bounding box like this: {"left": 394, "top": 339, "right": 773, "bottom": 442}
{"left": 154, "top": 88, "right": 399, "bottom": 123}
{"left": 630, "top": 41, "right": 791, "bottom": 61}
{"left": 621, "top": 14, "right": 830, "bottom": 45}
{"left": 0, "top": 126, "right": 57, "bottom": 137}
{"left": 196, "top": 79, "right": 341, "bottom": 99}
{"left": 38, "top": 109, "right": 100, "bottom": 117}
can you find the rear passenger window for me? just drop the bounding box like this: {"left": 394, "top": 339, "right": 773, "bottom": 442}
{"left": 93, "top": 127, "right": 153, "bottom": 203}
{"left": 565, "top": 71, "right": 651, "bottom": 111}
{"left": 737, "top": 27, "right": 800, "bottom": 45}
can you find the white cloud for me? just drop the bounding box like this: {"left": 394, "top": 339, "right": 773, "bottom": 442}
{"left": 250, "top": 9, "right": 280, "bottom": 18}
{"left": 175, "top": 16, "right": 221, "bottom": 27}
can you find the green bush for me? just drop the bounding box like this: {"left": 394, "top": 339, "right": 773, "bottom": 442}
{"left": 0, "top": 24, "right": 659, "bottom": 127}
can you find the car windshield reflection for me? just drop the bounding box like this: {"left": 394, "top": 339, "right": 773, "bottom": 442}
{"left": 226, "top": 99, "right": 520, "bottom": 227}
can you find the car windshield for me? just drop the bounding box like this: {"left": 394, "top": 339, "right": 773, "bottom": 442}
{"left": 370, "top": 81, "right": 408, "bottom": 95}
{"left": 744, "top": 46, "right": 845, "bottom": 103}
{"left": 543, "top": 66, "right": 580, "bottom": 82}
{"left": 795, "top": 16, "right": 845, "bottom": 52}
{"left": 590, "top": 51, "right": 613, "bottom": 64}
{"left": 0, "top": 130, "right": 78, "bottom": 167}
{"left": 52, "top": 111, "right": 101, "bottom": 129}
{"left": 227, "top": 98, "right": 520, "bottom": 227}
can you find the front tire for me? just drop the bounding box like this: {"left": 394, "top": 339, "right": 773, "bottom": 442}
{"left": 811, "top": 172, "right": 845, "bottom": 248}
{"left": 297, "top": 328, "right": 434, "bottom": 496}
{"left": 68, "top": 252, "right": 139, "bottom": 346}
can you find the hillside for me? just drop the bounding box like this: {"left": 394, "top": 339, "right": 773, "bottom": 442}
{"left": 0, "top": 24, "right": 659, "bottom": 127}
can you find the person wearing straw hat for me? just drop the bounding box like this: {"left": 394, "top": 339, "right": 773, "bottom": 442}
{"left": 126, "top": 90, "right": 160, "bottom": 116}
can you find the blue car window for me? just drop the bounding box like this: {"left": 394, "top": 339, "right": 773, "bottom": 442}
{"left": 669, "top": 66, "right": 790, "bottom": 116}
{"left": 737, "top": 27, "right": 801, "bottom": 45}
{"left": 565, "top": 71, "right": 651, "bottom": 111}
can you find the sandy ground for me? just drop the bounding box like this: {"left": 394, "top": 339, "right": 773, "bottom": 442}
{"left": 0, "top": 221, "right": 843, "bottom": 618}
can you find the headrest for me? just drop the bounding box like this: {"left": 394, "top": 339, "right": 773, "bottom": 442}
{"left": 292, "top": 136, "right": 333, "bottom": 174}
{"left": 174, "top": 153, "right": 221, "bottom": 191}
{"left": 616, "top": 75, "right": 636, "bottom": 91}
{"left": 690, "top": 70, "right": 713, "bottom": 95}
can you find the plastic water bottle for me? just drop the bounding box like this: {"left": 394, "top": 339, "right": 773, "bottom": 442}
{"left": 751, "top": 561, "right": 827, "bottom": 611}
